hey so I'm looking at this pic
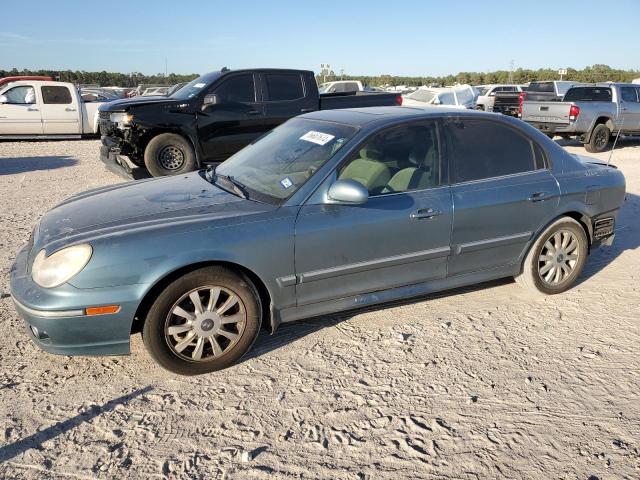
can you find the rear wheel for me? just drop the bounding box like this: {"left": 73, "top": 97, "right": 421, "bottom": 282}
{"left": 142, "top": 267, "right": 262, "bottom": 375}
{"left": 515, "top": 217, "right": 588, "bottom": 295}
{"left": 144, "top": 133, "right": 197, "bottom": 177}
{"left": 584, "top": 124, "right": 611, "bottom": 153}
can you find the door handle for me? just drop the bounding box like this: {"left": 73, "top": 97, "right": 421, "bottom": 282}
{"left": 528, "top": 191, "right": 548, "bottom": 202}
{"left": 65, "top": 108, "right": 77, "bottom": 112}
{"left": 27, "top": 107, "right": 39, "bottom": 111}
{"left": 300, "top": 108, "right": 314, "bottom": 113}
{"left": 410, "top": 208, "right": 441, "bottom": 220}
{"left": 247, "top": 110, "right": 261, "bottom": 115}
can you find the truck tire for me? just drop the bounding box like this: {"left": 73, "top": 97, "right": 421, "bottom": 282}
{"left": 584, "top": 124, "right": 610, "bottom": 153}
{"left": 144, "top": 133, "right": 197, "bottom": 177}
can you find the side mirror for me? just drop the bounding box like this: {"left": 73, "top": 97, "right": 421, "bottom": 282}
{"left": 327, "top": 179, "right": 369, "bottom": 204}
{"left": 202, "top": 93, "right": 219, "bottom": 110}
{"left": 0, "top": 95, "right": 7, "bottom": 104}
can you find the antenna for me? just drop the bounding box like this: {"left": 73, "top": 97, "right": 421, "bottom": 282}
{"left": 608, "top": 87, "right": 625, "bottom": 166}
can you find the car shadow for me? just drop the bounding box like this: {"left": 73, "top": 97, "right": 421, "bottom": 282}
{"left": 244, "top": 278, "right": 511, "bottom": 363}
{"left": 0, "top": 156, "right": 78, "bottom": 175}
{"left": 0, "top": 386, "right": 153, "bottom": 463}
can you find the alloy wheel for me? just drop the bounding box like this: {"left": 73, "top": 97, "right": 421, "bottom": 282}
{"left": 537, "top": 229, "right": 580, "bottom": 286}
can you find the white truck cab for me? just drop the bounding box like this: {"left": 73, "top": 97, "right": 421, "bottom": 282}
{"left": 0, "top": 81, "right": 105, "bottom": 138}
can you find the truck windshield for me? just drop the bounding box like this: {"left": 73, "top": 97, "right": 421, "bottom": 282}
{"left": 527, "top": 82, "right": 555, "bottom": 93}
{"left": 406, "top": 90, "right": 436, "bottom": 103}
{"left": 214, "top": 118, "right": 357, "bottom": 203}
{"left": 563, "top": 87, "right": 612, "bottom": 102}
{"left": 170, "top": 72, "right": 222, "bottom": 100}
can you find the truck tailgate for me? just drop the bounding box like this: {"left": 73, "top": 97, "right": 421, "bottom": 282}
{"left": 522, "top": 101, "right": 571, "bottom": 124}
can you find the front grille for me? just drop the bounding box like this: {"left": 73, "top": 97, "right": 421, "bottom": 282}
{"left": 99, "top": 111, "right": 110, "bottom": 120}
{"left": 594, "top": 217, "right": 615, "bottom": 239}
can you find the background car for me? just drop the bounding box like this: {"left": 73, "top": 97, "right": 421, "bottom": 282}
{"left": 402, "top": 85, "right": 476, "bottom": 109}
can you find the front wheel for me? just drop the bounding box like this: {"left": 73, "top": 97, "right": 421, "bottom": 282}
{"left": 515, "top": 217, "right": 588, "bottom": 295}
{"left": 144, "top": 133, "right": 197, "bottom": 177}
{"left": 143, "top": 267, "right": 262, "bottom": 375}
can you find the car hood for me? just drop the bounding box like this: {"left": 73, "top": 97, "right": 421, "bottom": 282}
{"left": 99, "top": 95, "right": 186, "bottom": 112}
{"left": 33, "top": 173, "right": 276, "bottom": 252}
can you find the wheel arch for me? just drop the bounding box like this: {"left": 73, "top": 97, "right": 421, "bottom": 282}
{"left": 584, "top": 116, "right": 614, "bottom": 142}
{"left": 131, "top": 260, "right": 274, "bottom": 335}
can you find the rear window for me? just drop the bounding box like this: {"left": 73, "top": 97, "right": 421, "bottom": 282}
{"left": 41, "top": 86, "right": 72, "bottom": 104}
{"left": 527, "top": 82, "right": 555, "bottom": 93}
{"left": 265, "top": 74, "right": 304, "bottom": 101}
{"left": 563, "top": 87, "right": 612, "bottom": 102}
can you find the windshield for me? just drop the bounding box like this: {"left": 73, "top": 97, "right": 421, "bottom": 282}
{"left": 169, "top": 71, "right": 222, "bottom": 100}
{"left": 215, "top": 118, "right": 357, "bottom": 203}
{"left": 406, "top": 89, "right": 436, "bottom": 103}
{"left": 476, "top": 87, "right": 489, "bottom": 96}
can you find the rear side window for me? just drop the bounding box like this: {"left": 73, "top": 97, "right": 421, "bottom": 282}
{"left": 447, "top": 120, "right": 537, "bottom": 183}
{"left": 213, "top": 74, "right": 255, "bottom": 103}
{"left": 564, "top": 87, "right": 612, "bottom": 102}
{"left": 264, "top": 74, "right": 304, "bottom": 101}
{"left": 621, "top": 87, "right": 639, "bottom": 103}
{"left": 41, "top": 86, "right": 72, "bottom": 104}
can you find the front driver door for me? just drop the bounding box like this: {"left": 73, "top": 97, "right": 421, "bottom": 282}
{"left": 293, "top": 121, "right": 453, "bottom": 307}
{"left": 0, "top": 84, "right": 43, "bottom": 135}
{"left": 196, "top": 73, "right": 264, "bottom": 163}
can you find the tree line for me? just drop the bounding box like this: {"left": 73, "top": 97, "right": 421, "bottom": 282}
{"left": 2, "top": 64, "right": 638, "bottom": 88}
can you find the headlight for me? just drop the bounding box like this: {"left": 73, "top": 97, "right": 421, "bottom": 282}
{"left": 32, "top": 244, "right": 93, "bottom": 288}
{"left": 109, "top": 112, "right": 133, "bottom": 128}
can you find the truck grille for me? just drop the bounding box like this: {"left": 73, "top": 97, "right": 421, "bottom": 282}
{"left": 98, "top": 111, "right": 114, "bottom": 135}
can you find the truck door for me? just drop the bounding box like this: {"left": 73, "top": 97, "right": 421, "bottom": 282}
{"left": 619, "top": 86, "right": 640, "bottom": 133}
{"left": 40, "top": 85, "right": 81, "bottom": 134}
{"left": 260, "top": 72, "right": 316, "bottom": 133}
{"left": 196, "top": 73, "right": 264, "bottom": 163}
{"left": 0, "top": 84, "right": 43, "bottom": 135}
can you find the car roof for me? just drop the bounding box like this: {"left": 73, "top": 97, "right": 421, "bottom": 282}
{"left": 302, "top": 106, "right": 490, "bottom": 127}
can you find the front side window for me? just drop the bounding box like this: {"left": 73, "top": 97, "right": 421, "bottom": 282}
{"left": 621, "top": 87, "right": 639, "bottom": 103}
{"left": 215, "top": 118, "right": 356, "bottom": 202}
{"left": 447, "top": 120, "right": 537, "bottom": 183}
{"left": 338, "top": 122, "right": 441, "bottom": 195}
{"left": 41, "top": 86, "right": 72, "bottom": 104}
{"left": 2, "top": 86, "right": 35, "bottom": 104}
{"left": 264, "top": 74, "right": 304, "bottom": 101}
{"left": 212, "top": 74, "right": 255, "bottom": 103}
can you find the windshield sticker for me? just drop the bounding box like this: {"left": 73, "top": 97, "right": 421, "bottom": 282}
{"left": 300, "top": 131, "right": 335, "bottom": 146}
{"left": 193, "top": 83, "right": 206, "bottom": 88}
{"left": 280, "top": 177, "right": 294, "bottom": 189}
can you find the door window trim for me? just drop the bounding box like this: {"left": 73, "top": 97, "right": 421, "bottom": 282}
{"left": 444, "top": 116, "right": 549, "bottom": 186}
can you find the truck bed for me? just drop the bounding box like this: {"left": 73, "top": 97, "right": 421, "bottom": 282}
{"left": 320, "top": 91, "right": 401, "bottom": 110}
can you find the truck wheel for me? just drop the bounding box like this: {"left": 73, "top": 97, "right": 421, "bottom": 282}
{"left": 144, "top": 133, "right": 197, "bottom": 177}
{"left": 584, "top": 124, "right": 611, "bottom": 153}
{"left": 142, "top": 266, "right": 262, "bottom": 375}
{"left": 515, "top": 217, "right": 588, "bottom": 295}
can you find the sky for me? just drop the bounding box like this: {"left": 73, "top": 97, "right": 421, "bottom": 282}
{"left": 0, "top": 0, "right": 638, "bottom": 77}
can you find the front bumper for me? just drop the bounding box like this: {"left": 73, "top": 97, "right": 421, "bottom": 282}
{"left": 526, "top": 122, "right": 576, "bottom": 135}
{"left": 9, "top": 246, "right": 145, "bottom": 356}
{"left": 100, "top": 138, "right": 136, "bottom": 180}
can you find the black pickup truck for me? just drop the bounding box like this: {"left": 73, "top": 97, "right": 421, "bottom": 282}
{"left": 99, "top": 68, "right": 403, "bottom": 177}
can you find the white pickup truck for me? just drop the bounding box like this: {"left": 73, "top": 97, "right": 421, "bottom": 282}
{"left": 0, "top": 80, "right": 105, "bottom": 138}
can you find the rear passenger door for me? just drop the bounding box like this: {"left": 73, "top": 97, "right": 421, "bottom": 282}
{"left": 620, "top": 87, "right": 640, "bottom": 133}
{"left": 260, "top": 72, "right": 316, "bottom": 133}
{"left": 40, "top": 85, "right": 80, "bottom": 134}
{"left": 445, "top": 118, "right": 560, "bottom": 276}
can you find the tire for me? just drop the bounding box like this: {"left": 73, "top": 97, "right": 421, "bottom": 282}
{"left": 144, "top": 133, "right": 197, "bottom": 177}
{"left": 584, "top": 124, "right": 611, "bottom": 153}
{"left": 142, "top": 266, "right": 262, "bottom": 375}
{"left": 515, "top": 217, "right": 588, "bottom": 295}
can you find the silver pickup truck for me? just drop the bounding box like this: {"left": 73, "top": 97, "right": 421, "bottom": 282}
{"left": 522, "top": 83, "right": 640, "bottom": 152}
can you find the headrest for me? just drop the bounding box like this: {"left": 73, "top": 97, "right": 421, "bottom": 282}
{"left": 408, "top": 144, "right": 428, "bottom": 166}
{"left": 360, "top": 144, "right": 384, "bottom": 161}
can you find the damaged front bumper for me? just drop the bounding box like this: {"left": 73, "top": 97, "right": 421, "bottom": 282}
{"left": 100, "top": 136, "right": 143, "bottom": 180}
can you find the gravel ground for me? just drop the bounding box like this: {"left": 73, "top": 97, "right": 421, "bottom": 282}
{"left": 0, "top": 137, "right": 639, "bottom": 479}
